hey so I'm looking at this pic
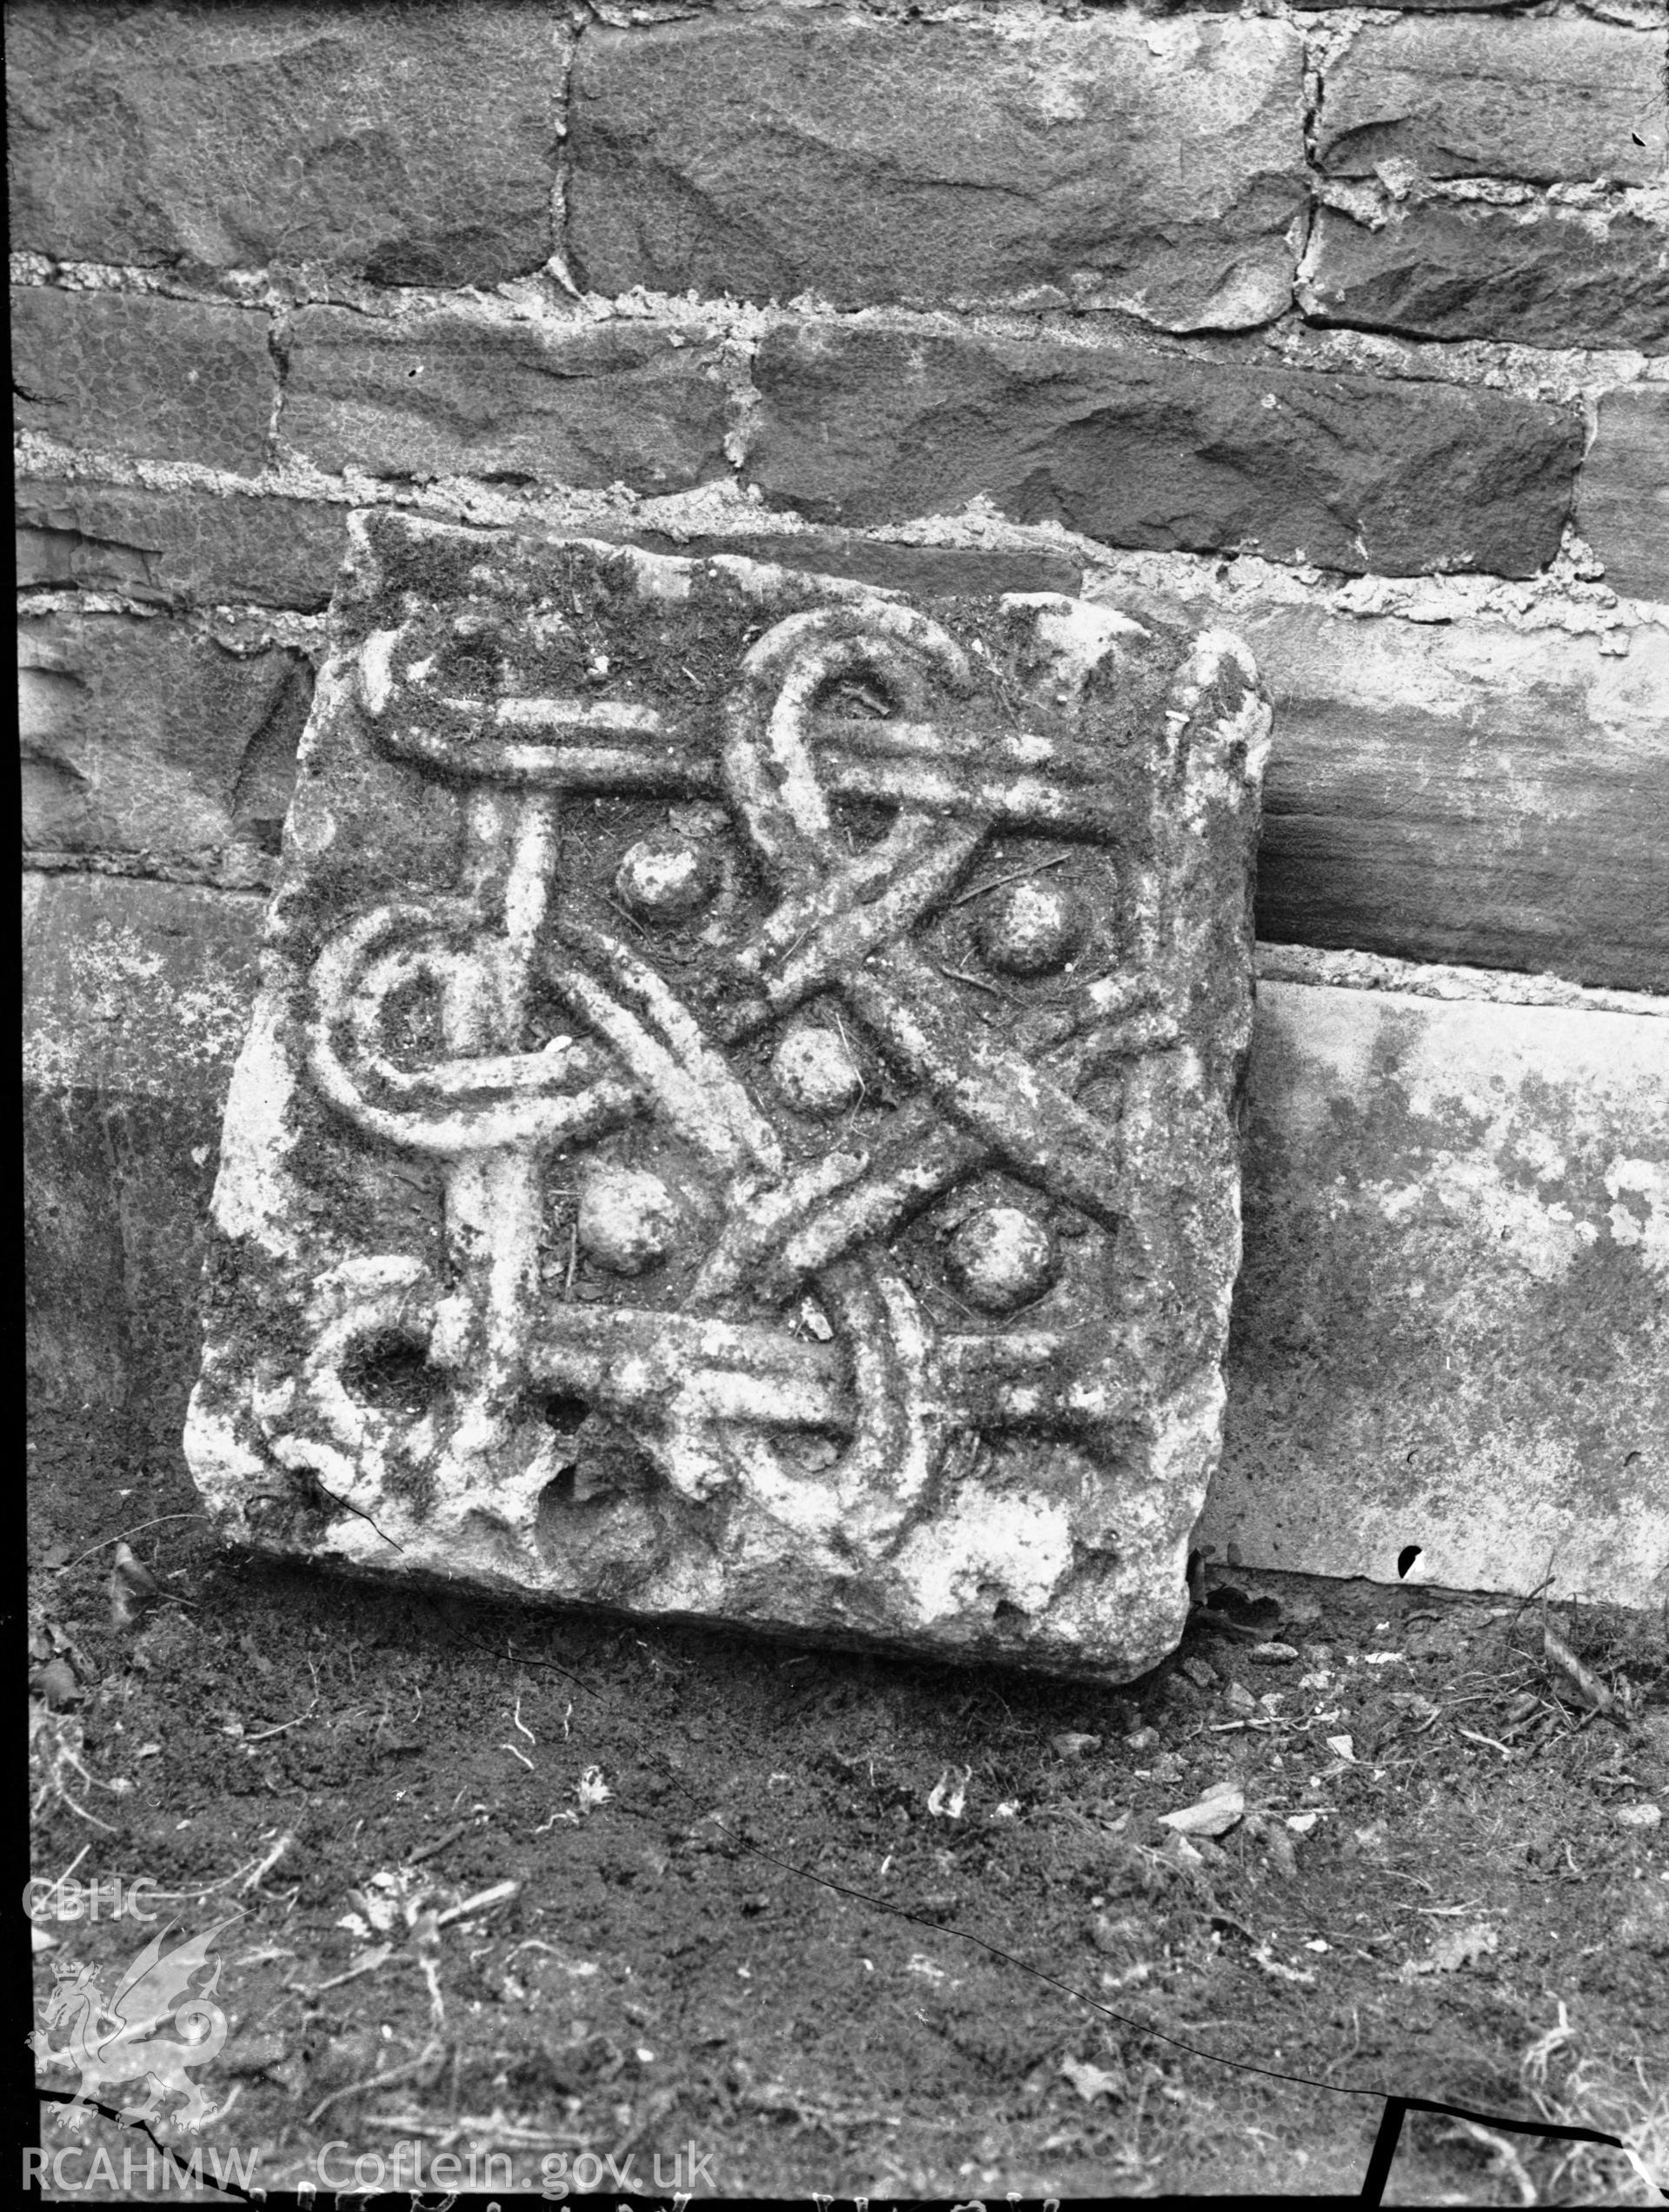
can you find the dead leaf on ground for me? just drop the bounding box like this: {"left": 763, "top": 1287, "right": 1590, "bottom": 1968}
{"left": 109, "top": 1542, "right": 162, "bottom": 1631}
{"left": 1404, "top": 1922, "right": 1499, "bottom": 1976}
{"left": 1158, "top": 1780, "right": 1245, "bottom": 1837}
{"left": 35, "top": 1657, "right": 79, "bottom": 1710}
{"left": 575, "top": 1765, "right": 612, "bottom": 1812}
{"left": 112, "top": 1540, "right": 159, "bottom": 1593}
{"left": 1543, "top": 1627, "right": 1614, "bottom": 1715}
{"left": 1088, "top": 1911, "right": 1147, "bottom": 1959}
{"left": 1615, "top": 1890, "right": 1669, "bottom": 1952}
{"left": 1061, "top": 2055, "right": 1126, "bottom": 2103}
{"left": 1157, "top": 1829, "right": 1207, "bottom": 1877}
{"left": 927, "top": 1765, "right": 970, "bottom": 1818}
{"left": 1245, "top": 1813, "right": 1298, "bottom": 1877}
{"left": 1050, "top": 1731, "right": 1102, "bottom": 1759}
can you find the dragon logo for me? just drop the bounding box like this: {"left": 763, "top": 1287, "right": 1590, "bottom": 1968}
{"left": 30, "top": 1919, "right": 234, "bottom": 2132}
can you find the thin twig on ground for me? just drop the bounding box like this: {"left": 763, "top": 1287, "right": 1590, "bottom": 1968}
{"left": 304, "top": 2038, "right": 445, "bottom": 2129}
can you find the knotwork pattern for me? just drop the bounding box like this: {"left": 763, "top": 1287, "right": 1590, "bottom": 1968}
{"left": 276, "top": 573, "right": 1190, "bottom": 1571}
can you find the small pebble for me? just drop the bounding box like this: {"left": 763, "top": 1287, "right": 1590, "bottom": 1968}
{"left": 1615, "top": 1803, "right": 1663, "bottom": 1831}
{"left": 1250, "top": 1641, "right": 1300, "bottom": 1666}
{"left": 1124, "top": 1726, "right": 1160, "bottom": 1755}
{"left": 1224, "top": 1680, "right": 1258, "bottom": 1715}
{"left": 1050, "top": 1731, "right": 1102, "bottom": 1758}
{"left": 1180, "top": 1656, "right": 1217, "bottom": 1691}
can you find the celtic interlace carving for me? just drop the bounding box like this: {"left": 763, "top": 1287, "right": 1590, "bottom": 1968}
{"left": 263, "top": 572, "right": 1247, "bottom": 1578}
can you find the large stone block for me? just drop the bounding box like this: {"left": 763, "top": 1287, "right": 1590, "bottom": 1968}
{"left": 1578, "top": 384, "right": 1669, "bottom": 606}
{"left": 19, "top": 612, "right": 312, "bottom": 874}
{"left": 1204, "top": 978, "right": 1669, "bottom": 1611}
{"left": 1317, "top": 20, "right": 1667, "bottom": 184}
{"left": 283, "top": 309, "right": 731, "bottom": 495}
{"left": 17, "top": 482, "right": 349, "bottom": 612}
{"left": 5, "top": 0, "right": 559, "bottom": 283}
{"left": 1089, "top": 577, "right": 1668, "bottom": 992}
{"left": 11, "top": 287, "right": 275, "bottom": 474}
{"left": 568, "top": 12, "right": 1305, "bottom": 329}
{"left": 183, "top": 510, "right": 1271, "bottom": 1684}
{"left": 23, "top": 874, "right": 260, "bottom": 1106}
{"left": 23, "top": 873, "right": 264, "bottom": 1415}
{"left": 1303, "top": 200, "right": 1669, "bottom": 353}
{"left": 748, "top": 324, "right": 1583, "bottom": 579}
{"left": 1233, "top": 607, "right": 1669, "bottom": 996}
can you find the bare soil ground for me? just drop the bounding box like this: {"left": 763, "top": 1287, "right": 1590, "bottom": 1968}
{"left": 27, "top": 1404, "right": 1669, "bottom": 2204}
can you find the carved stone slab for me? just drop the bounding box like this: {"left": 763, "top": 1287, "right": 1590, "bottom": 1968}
{"left": 185, "top": 513, "right": 1270, "bottom": 1684}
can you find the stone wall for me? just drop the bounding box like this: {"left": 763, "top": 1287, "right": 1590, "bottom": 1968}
{"left": 14, "top": 0, "right": 1668, "bottom": 1604}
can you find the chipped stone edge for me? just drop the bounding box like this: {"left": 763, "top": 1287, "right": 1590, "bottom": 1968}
{"left": 1253, "top": 943, "right": 1669, "bottom": 1020}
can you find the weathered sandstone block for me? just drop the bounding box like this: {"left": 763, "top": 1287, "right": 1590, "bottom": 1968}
{"left": 1204, "top": 977, "right": 1669, "bottom": 1611}
{"left": 19, "top": 613, "right": 311, "bottom": 874}
{"left": 5, "top": 0, "right": 559, "bottom": 283}
{"left": 283, "top": 309, "right": 730, "bottom": 495}
{"left": 1304, "top": 200, "right": 1669, "bottom": 353}
{"left": 569, "top": 12, "right": 1305, "bottom": 329}
{"left": 1317, "top": 19, "right": 1666, "bottom": 184}
{"left": 748, "top": 324, "right": 1583, "bottom": 578}
{"left": 1230, "top": 606, "right": 1669, "bottom": 996}
{"left": 24, "top": 874, "right": 263, "bottom": 1414}
{"left": 1577, "top": 385, "right": 1669, "bottom": 606}
{"left": 183, "top": 512, "right": 1270, "bottom": 1682}
{"left": 17, "top": 482, "right": 351, "bottom": 612}
{"left": 11, "top": 289, "right": 274, "bottom": 474}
